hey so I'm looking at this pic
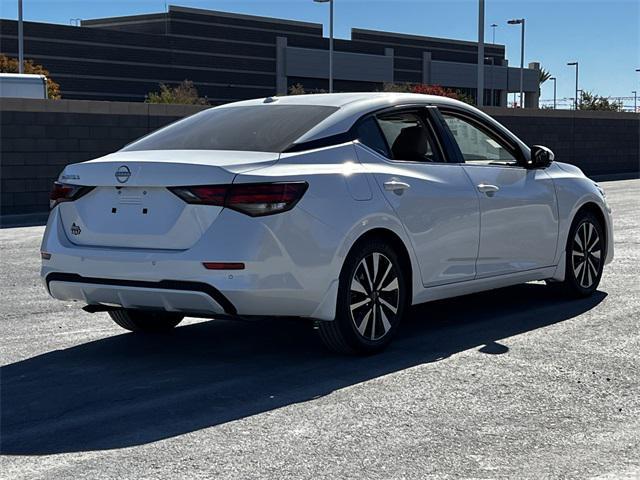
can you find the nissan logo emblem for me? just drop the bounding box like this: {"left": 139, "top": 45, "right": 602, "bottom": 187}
{"left": 115, "top": 165, "right": 131, "bottom": 183}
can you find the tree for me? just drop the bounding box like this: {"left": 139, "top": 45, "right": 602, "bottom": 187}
{"left": 0, "top": 54, "right": 61, "bottom": 99}
{"left": 287, "top": 83, "right": 327, "bottom": 95}
{"left": 578, "top": 91, "right": 623, "bottom": 112}
{"left": 383, "top": 83, "right": 473, "bottom": 104}
{"left": 288, "top": 83, "right": 306, "bottom": 95}
{"left": 538, "top": 67, "right": 552, "bottom": 87}
{"left": 145, "top": 80, "right": 208, "bottom": 105}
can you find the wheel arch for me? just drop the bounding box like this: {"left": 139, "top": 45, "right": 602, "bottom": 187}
{"left": 572, "top": 201, "right": 608, "bottom": 254}
{"left": 345, "top": 227, "right": 414, "bottom": 304}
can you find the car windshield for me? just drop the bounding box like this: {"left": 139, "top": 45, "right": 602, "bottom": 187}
{"left": 122, "top": 105, "right": 339, "bottom": 153}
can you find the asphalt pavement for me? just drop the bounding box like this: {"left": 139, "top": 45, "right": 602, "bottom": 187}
{"left": 1, "top": 179, "right": 639, "bottom": 480}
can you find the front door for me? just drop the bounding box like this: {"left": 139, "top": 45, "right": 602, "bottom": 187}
{"left": 440, "top": 111, "right": 558, "bottom": 278}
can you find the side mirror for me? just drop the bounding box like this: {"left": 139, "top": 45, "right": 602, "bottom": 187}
{"left": 528, "top": 145, "right": 555, "bottom": 169}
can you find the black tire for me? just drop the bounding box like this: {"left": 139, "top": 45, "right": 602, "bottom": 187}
{"left": 549, "top": 210, "right": 605, "bottom": 298}
{"left": 318, "top": 239, "right": 408, "bottom": 355}
{"left": 108, "top": 309, "right": 183, "bottom": 333}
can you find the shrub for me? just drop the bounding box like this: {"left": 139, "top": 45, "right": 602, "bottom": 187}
{"left": 145, "top": 80, "right": 208, "bottom": 105}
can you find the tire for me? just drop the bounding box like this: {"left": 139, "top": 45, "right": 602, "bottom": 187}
{"left": 550, "top": 210, "right": 605, "bottom": 298}
{"left": 108, "top": 309, "right": 184, "bottom": 333}
{"left": 318, "top": 239, "right": 408, "bottom": 355}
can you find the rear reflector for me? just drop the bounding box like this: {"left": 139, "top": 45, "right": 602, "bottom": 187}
{"left": 50, "top": 182, "right": 94, "bottom": 209}
{"left": 169, "top": 182, "right": 308, "bottom": 217}
{"left": 41, "top": 252, "right": 52, "bottom": 260}
{"left": 203, "top": 262, "right": 245, "bottom": 270}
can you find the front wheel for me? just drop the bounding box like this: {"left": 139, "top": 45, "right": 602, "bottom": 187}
{"left": 549, "top": 210, "right": 605, "bottom": 298}
{"left": 108, "top": 309, "right": 184, "bottom": 333}
{"left": 318, "top": 240, "right": 407, "bottom": 355}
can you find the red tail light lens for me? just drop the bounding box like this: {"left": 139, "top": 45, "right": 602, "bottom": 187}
{"left": 169, "top": 182, "right": 308, "bottom": 217}
{"left": 50, "top": 182, "right": 94, "bottom": 209}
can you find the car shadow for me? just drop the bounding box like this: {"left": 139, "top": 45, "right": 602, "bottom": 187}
{"left": 1, "top": 283, "right": 606, "bottom": 455}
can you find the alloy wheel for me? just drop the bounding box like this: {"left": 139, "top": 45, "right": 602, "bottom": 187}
{"left": 349, "top": 252, "right": 400, "bottom": 341}
{"left": 571, "top": 221, "right": 601, "bottom": 289}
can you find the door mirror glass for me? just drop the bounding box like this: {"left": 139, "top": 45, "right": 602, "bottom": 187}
{"left": 529, "top": 145, "right": 555, "bottom": 168}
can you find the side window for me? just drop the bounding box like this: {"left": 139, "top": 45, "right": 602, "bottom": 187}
{"left": 441, "top": 113, "right": 517, "bottom": 165}
{"left": 355, "top": 117, "right": 390, "bottom": 157}
{"left": 376, "top": 112, "right": 442, "bottom": 163}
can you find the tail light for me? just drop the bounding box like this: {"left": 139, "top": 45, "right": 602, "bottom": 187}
{"left": 50, "top": 182, "right": 94, "bottom": 209}
{"left": 169, "top": 182, "right": 308, "bottom": 217}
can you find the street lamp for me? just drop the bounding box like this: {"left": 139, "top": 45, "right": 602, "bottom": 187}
{"left": 314, "top": 0, "right": 334, "bottom": 93}
{"left": 477, "top": 0, "right": 485, "bottom": 107}
{"left": 18, "top": 0, "right": 24, "bottom": 73}
{"left": 567, "top": 61, "right": 579, "bottom": 110}
{"left": 633, "top": 90, "right": 637, "bottom": 113}
{"left": 490, "top": 23, "right": 498, "bottom": 44}
{"left": 507, "top": 18, "right": 525, "bottom": 108}
{"left": 549, "top": 76, "right": 557, "bottom": 109}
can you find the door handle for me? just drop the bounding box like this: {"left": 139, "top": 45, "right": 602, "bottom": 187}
{"left": 477, "top": 184, "right": 500, "bottom": 196}
{"left": 384, "top": 179, "right": 411, "bottom": 192}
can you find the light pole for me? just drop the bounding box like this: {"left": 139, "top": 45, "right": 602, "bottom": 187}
{"left": 18, "top": 0, "right": 24, "bottom": 73}
{"left": 507, "top": 18, "right": 525, "bottom": 107}
{"left": 567, "top": 61, "right": 579, "bottom": 110}
{"left": 490, "top": 23, "right": 497, "bottom": 44}
{"left": 314, "top": 0, "right": 334, "bottom": 93}
{"left": 477, "top": 0, "right": 485, "bottom": 107}
{"left": 633, "top": 91, "right": 637, "bottom": 113}
{"left": 549, "top": 76, "right": 557, "bottom": 109}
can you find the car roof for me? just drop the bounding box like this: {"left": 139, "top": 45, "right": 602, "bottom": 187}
{"left": 214, "top": 92, "right": 529, "bottom": 152}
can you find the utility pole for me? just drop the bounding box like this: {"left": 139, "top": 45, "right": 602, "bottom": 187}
{"left": 313, "top": 0, "right": 334, "bottom": 93}
{"left": 507, "top": 18, "right": 525, "bottom": 107}
{"left": 18, "top": 0, "right": 24, "bottom": 73}
{"left": 477, "top": 0, "right": 485, "bottom": 107}
{"left": 550, "top": 77, "right": 557, "bottom": 109}
{"left": 567, "top": 62, "right": 579, "bottom": 110}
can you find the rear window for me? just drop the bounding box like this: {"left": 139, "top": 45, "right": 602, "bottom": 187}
{"left": 122, "top": 105, "right": 339, "bottom": 153}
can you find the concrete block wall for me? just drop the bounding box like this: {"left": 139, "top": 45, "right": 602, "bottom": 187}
{"left": 1, "top": 98, "right": 638, "bottom": 219}
{"left": 484, "top": 107, "right": 639, "bottom": 178}
{"left": 0, "top": 99, "right": 207, "bottom": 216}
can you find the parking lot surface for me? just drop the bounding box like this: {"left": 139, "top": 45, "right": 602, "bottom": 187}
{"left": 1, "top": 179, "right": 639, "bottom": 480}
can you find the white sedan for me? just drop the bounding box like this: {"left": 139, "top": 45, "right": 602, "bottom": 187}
{"left": 41, "top": 93, "right": 614, "bottom": 354}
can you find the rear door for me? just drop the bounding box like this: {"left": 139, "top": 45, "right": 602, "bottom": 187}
{"left": 356, "top": 107, "right": 480, "bottom": 287}
{"left": 439, "top": 109, "right": 558, "bottom": 277}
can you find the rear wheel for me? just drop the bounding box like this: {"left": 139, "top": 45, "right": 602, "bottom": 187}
{"left": 318, "top": 240, "right": 407, "bottom": 355}
{"left": 108, "top": 309, "right": 183, "bottom": 333}
{"left": 550, "top": 210, "right": 604, "bottom": 297}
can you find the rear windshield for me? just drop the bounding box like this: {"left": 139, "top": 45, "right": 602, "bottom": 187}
{"left": 122, "top": 105, "right": 339, "bottom": 153}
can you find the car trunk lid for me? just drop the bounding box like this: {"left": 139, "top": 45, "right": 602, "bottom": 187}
{"left": 57, "top": 150, "right": 278, "bottom": 250}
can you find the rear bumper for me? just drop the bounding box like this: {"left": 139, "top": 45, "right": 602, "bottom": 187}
{"left": 40, "top": 206, "right": 344, "bottom": 320}
{"left": 46, "top": 273, "right": 236, "bottom": 316}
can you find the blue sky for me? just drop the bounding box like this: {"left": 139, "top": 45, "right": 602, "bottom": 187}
{"left": 1, "top": 0, "right": 638, "bottom": 106}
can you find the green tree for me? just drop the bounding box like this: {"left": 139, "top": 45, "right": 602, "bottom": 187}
{"left": 538, "top": 67, "right": 552, "bottom": 87}
{"left": 0, "top": 54, "right": 61, "bottom": 99}
{"left": 578, "top": 91, "right": 623, "bottom": 112}
{"left": 145, "top": 80, "right": 208, "bottom": 105}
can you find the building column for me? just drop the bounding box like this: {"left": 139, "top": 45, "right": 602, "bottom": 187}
{"left": 526, "top": 61, "right": 541, "bottom": 109}
{"left": 499, "top": 90, "right": 508, "bottom": 107}
{"left": 422, "top": 52, "right": 432, "bottom": 85}
{"left": 385, "top": 48, "right": 394, "bottom": 84}
{"left": 276, "top": 36, "right": 288, "bottom": 96}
